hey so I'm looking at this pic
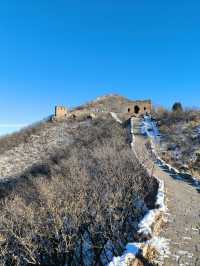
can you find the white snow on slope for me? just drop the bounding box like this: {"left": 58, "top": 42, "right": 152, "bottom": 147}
{"left": 108, "top": 243, "right": 141, "bottom": 266}
{"left": 108, "top": 116, "right": 168, "bottom": 266}
{"left": 110, "top": 112, "right": 122, "bottom": 124}
{"left": 143, "top": 116, "right": 200, "bottom": 190}
{"left": 138, "top": 179, "right": 166, "bottom": 237}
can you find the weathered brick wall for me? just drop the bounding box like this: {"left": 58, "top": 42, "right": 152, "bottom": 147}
{"left": 55, "top": 106, "right": 68, "bottom": 119}
{"left": 121, "top": 100, "right": 152, "bottom": 116}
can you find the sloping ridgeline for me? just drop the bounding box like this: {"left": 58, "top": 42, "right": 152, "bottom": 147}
{"left": 0, "top": 114, "right": 158, "bottom": 266}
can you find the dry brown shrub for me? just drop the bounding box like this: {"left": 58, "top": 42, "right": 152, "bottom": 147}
{"left": 0, "top": 116, "right": 158, "bottom": 266}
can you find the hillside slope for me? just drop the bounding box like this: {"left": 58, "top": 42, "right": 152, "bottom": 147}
{"left": 0, "top": 97, "right": 158, "bottom": 266}
{"left": 0, "top": 120, "right": 75, "bottom": 178}
{"left": 154, "top": 109, "right": 200, "bottom": 179}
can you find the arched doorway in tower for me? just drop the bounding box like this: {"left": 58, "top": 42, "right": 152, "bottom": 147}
{"left": 134, "top": 105, "right": 140, "bottom": 114}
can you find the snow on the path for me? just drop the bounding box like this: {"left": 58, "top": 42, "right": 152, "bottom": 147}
{"left": 108, "top": 116, "right": 169, "bottom": 266}
{"left": 108, "top": 237, "right": 170, "bottom": 266}
{"left": 148, "top": 237, "right": 171, "bottom": 263}
{"left": 138, "top": 179, "right": 166, "bottom": 237}
{"left": 141, "top": 115, "right": 160, "bottom": 144}
{"left": 108, "top": 243, "right": 141, "bottom": 266}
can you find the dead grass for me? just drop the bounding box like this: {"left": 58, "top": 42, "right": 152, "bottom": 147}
{"left": 0, "top": 115, "right": 158, "bottom": 266}
{"left": 154, "top": 107, "right": 200, "bottom": 176}
{"left": 0, "top": 120, "right": 51, "bottom": 154}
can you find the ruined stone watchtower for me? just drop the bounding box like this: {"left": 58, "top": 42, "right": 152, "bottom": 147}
{"left": 54, "top": 106, "right": 68, "bottom": 120}
{"left": 125, "top": 100, "right": 152, "bottom": 117}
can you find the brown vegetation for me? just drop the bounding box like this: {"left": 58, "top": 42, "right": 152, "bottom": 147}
{"left": 154, "top": 107, "right": 200, "bottom": 177}
{"left": 0, "top": 120, "right": 51, "bottom": 154}
{"left": 0, "top": 115, "right": 158, "bottom": 266}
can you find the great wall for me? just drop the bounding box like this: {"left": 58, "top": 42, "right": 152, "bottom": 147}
{"left": 0, "top": 95, "right": 200, "bottom": 265}
{"left": 53, "top": 99, "right": 152, "bottom": 121}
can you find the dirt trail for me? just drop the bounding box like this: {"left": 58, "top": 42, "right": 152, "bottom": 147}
{"left": 134, "top": 135, "right": 200, "bottom": 266}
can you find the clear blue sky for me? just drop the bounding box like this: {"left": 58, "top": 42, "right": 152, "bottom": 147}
{"left": 0, "top": 0, "right": 200, "bottom": 135}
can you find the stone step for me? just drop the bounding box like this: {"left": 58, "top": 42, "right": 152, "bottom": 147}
{"left": 131, "top": 117, "right": 143, "bottom": 135}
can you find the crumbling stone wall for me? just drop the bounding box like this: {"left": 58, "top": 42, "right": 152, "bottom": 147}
{"left": 53, "top": 99, "right": 152, "bottom": 121}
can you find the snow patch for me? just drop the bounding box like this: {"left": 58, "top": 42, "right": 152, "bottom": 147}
{"left": 108, "top": 243, "right": 142, "bottom": 266}
{"left": 138, "top": 179, "right": 166, "bottom": 237}
{"left": 110, "top": 112, "right": 122, "bottom": 124}
{"left": 147, "top": 237, "right": 171, "bottom": 261}
{"left": 108, "top": 117, "right": 169, "bottom": 266}
{"left": 142, "top": 116, "right": 200, "bottom": 191}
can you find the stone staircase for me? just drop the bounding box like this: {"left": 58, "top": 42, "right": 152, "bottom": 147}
{"left": 131, "top": 117, "right": 142, "bottom": 135}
